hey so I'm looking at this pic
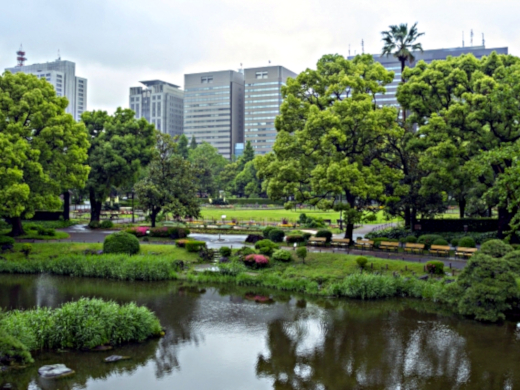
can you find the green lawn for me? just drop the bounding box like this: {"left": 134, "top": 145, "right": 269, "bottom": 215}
{"left": 199, "top": 207, "right": 400, "bottom": 224}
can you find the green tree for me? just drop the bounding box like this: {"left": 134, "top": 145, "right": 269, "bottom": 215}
{"left": 177, "top": 134, "right": 189, "bottom": 159}
{"left": 237, "top": 140, "right": 255, "bottom": 171}
{"left": 398, "top": 52, "right": 520, "bottom": 238}
{"left": 189, "top": 141, "right": 229, "bottom": 194}
{"left": 190, "top": 135, "right": 197, "bottom": 149}
{"left": 234, "top": 160, "right": 263, "bottom": 198}
{"left": 82, "top": 108, "right": 156, "bottom": 223}
{"left": 0, "top": 72, "right": 90, "bottom": 236}
{"left": 134, "top": 133, "right": 200, "bottom": 227}
{"left": 256, "top": 54, "right": 404, "bottom": 241}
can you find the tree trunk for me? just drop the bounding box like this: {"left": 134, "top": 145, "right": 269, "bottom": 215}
{"left": 497, "top": 206, "right": 512, "bottom": 240}
{"left": 401, "top": 61, "right": 407, "bottom": 123}
{"left": 411, "top": 207, "right": 417, "bottom": 232}
{"left": 458, "top": 198, "right": 466, "bottom": 219}
{"left": 8, "top": 216, "right": 26, "bottom": 237}
{"left": 151, "top": 211, "right": 157, "bottom": 228}
{"left": 404, "top": 207, "right": 411, "bottom": 229}
{"left": 344, "top": 223, "right": 354, "bottom": 242}
{"left": 89, "top": 189, "right": 102, "bottom": 223}
{"left": 63, "top": 191, "right": 70, "bottom": 221}
{"left": 488, "top": 207, "right": 493, "bottom": 218}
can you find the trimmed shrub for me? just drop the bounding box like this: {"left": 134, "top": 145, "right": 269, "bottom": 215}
{"left": 296, "top": 247, "right": 307, "bottom": 262}
{"left": 245, "top": 234, "right": 263, "bottom": 244}
{"left": 20, "top": 244, "right": 32, "bottom": 257}
{"left": 426, "top": 261, "right": 444, "bottom": 274}
{"left": 432, "top": 238, "right": 449, "bottom": 246}
{"left": 405, "top": 236, "right": 417, "bottom": 243}
{"left": 316, "top": 230, "right": 333, "bottom": 243}
{"left": 479, "top": 239, "right": 513, "bottom": 258}
{"left": 263, "top": 226, "right": 276, "bottom": 239}
{"left": 186, "top": 241, "right": 206, "bottom": 253}
{"left": 268, "top": 228, "right": 285, "bottom": 243}
{"left": 254, "top": 239, "right": 279, "bottom": 256}
{"left": 356, "top": 256, "right": 368, "bottom": 268}
{"left": 451, "top": 238, "right": 459, "bottom": 247}
{"left": 366, "top": 227, "right": 410, "bottom": 240}
{"left": 29, "top": 225, "right": 56, "bottom": 236}
{"left": 0, "top": 236, "right": 15, "bottom": 246}
{"left": 99, "top": 220, "right": 114, "bottom": 229}
{"left": 219, "top": 246, "right": 232, "bottom": 257}
{"left": 243, "top": 254, "right": 269, "bottom": 268}
{"left": 417, "top": 234, "right": 444, "bottom": 249}
{"left": 503, "top": 251, "right": 520, "bottom": 274}
{"left": 88, "top": 221, "right": 100, "bottom": 229}
{"left": 103, "top": 232, "right": 140, "bottom": 255}
{"left": 150, "top": 227, "right": 190, "bottom": 239}
{"left": 286, "top": 235, "right": 304, "bottom": 244}
{"left": 458, "top": 236, "right": 476, "bottom": 248}
{"left": 272, "top": 249, "right": 292, "bottom": 262}
{"left": 238, "top": 246, "right": 257, "bottom": 258}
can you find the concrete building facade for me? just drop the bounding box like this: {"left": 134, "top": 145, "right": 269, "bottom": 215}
{"left": 183, "top": 70, "right": 244, "bottom": 159}
{"left": 350, "top": 46, "right": 508, "bottom": 108}
{"left": 129, "top": 80, "right": 184, "bottom": 137}
{"left": 243, "top": 65, "right": 296, "bottom": 155}
{"left": 5, "top": 59, "right": 87, "bottom": 121}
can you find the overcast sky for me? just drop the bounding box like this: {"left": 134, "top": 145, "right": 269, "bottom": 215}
{"left": 1, "top": 0, "right": 519, "bottom": 113}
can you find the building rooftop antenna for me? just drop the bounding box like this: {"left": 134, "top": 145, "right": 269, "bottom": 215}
{"left": 361, "top": 39, "right": 364, "bottom": 54}
{"left": 462, "top": 31, "right": 465, "bottom": 48}
{"left": 348, "top": 44, "right": 351, "bottom": 56}
{"left": 470, "top": 29, "right": 474, "bottom": 46}
{"left": 57, "top": 49, "right": 61, "bottom": 61}
{"left": 482, "top": 33, "right": 485, "bottom": 47}
{"left": 16, "top": 44, "right": 27, "bottom": 67}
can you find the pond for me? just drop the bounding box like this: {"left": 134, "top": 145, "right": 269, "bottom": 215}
{"left": 1, "top": 274, "right": 519, "bottom": 389}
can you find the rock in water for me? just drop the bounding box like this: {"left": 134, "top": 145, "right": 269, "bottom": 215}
{"left": 105, "top": 355, "right": 131, "bottom": 363}
{"left": 38, "top": 364, "right": 75, "bottom": 378}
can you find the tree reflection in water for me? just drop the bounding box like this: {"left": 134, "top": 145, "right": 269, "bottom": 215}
{"left": 257, "top": 302, "right": 520, "bottom": 390}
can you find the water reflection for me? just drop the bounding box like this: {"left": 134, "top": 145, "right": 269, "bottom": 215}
{"left": 0, "top": 275, "right": 519, "bottom": 389}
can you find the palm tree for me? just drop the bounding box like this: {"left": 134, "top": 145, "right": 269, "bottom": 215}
{"left": 381, "top": 22, "right": 424, "bottom": 122}
{"left": 381, "top": 22, "right": 425, "bottom": 81}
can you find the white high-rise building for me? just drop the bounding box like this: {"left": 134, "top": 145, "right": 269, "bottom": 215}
{"left": 129, "top": 80, "right": 184, "bottom": 137}
{"left": 5, "top": 58, "right": 87, "bottom": 121}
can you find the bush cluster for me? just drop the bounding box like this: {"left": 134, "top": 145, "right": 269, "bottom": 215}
{"left": 103, "top": 232, "right": 140, "bottom": 255}
{"left": 175, "top": 239, "right": 191, "bottom": 248}
{"left": 298, "top": 213, "right": 327, "bottom": 228}
{"left": 0, "top": 236, "right": 15, "bottom": 246}
{"left": 432, "top": 238, "right": 449, "bottom": 246}
{"left": 219, "top": 246, "right": 232, "bottom": 257}
{"left": 243, "top": 254, "right": 269, "bottom": 268}
{"left": 149, "top": 227, "right": 190, "bottom": 239}
{"left": 286, "top": 235, "right": 305, "bottom": 244}
{"left": 272, "top": 249, "right": 293, "bottom": 262}
{"left": 417, "top": 234, "right": 444, "bottom": 249}
{"left": 25, "top": 224, "right": 56, "bottom": 236}
{"left": 0, "top": 329, "right": 34, "bottom": 365}
{"left": 458, "top": 237, "right": 476, "bottom": 248}
{"left": 479, "top": 239, "right": 513, "bottom": 258}
{"left": 356, "top": 256, "right": 368, "bottom": 268}
{"left": 262, "top": 226, "right": 276, "bottom": 239}
{"left": 0, "top": 298, "right": 162, "bottom": 357}
{"left": 125, "top": 226, "right": 149, "bottom": 237}
{"left": 99, "top": 220, "right": 114, "bottom": 229}
{"left": 254, "top": 239, "right": 279, "bottom": 256}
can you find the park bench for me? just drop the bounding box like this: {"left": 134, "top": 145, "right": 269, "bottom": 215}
{"left": 354, "top": 239, "right": 373, "bottom": 250}
{"left": 404, "top": 243, "right": 425, "bottom": 254}
{"left": 331, "top": 238, "right": 350, "bottom": 248}
{"left": 379, "top": 241, "right": 400, "bottom": 252}
{"left": 307, "top": 237, "right": 327, "bottom": 246}
{"left": 455, "top": 247, "right": 478, "bottom": 259}
{"left": 429, "top": 245, "right": 451, "bottom": 257}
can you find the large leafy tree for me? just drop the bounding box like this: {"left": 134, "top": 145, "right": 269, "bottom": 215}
{"left": 0, "top": 72, "right": 90, "bottom": 235}
{"left": 135, "top": 133, "right": 200, "bottom": 227}
{"left": 256, "top": 54, "right": 404, "bottom": 240}
{"left": 189, "top": 141, "right": 229, "bottom": 196}
{"left": 177, "top": 134, "right": 189, "bottom": 159}
{"left": 81, "top": 108, "right": 156, "bottom": 223}
{"left": 398, "top": 52, "right": 520, "bottom": 238}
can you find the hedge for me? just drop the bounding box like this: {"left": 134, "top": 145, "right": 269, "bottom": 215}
{"left": 186, "top": 241, "right": 206, "bottom": 253}
{"left": 416, "top": 218, "right": 501, "bottom": 233}
{"left": 226, "top": 198, "right": 284, "bottom": 205}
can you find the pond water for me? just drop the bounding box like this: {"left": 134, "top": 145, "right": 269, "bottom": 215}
{"left": 1, "top": 274, "right": 520, "bottom": 390}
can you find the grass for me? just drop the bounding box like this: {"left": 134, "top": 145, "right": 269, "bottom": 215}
{"left": 16, "top": 231, "right": 70, "bottom": 240}
{"left": 1, "top": 298, "right": 162, "bottom": 365}
{"left": 199, "top": 208, "right": 400, "bottom": 224}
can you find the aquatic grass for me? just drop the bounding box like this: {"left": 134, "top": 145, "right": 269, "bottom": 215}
{"left": 0, "top": 254, "right": 182, "bottom": 281}
{"left": 0, "top": 298, "right": 162, "bottom": 355}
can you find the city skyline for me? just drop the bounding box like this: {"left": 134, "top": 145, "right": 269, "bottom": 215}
{"left": 1, "top": 0, "right": 520, "bottom": 114}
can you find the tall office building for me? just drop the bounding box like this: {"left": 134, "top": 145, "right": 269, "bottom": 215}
{"left": 183, "top": 70, "right": 244, "bottom": 159}
{"left": 6, "top": 58, "right": 87, "bottom": 121}
{"left": 129, "top": 80, "right": 184, "bottom": 137}
{"left": 244, "top": 66, "right": 296, "bottom": 155}
{"left": 349, "top": 45, "right": 508, "bottom": 108}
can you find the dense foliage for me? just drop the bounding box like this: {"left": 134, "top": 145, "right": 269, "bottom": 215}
{"left": 103, "top": 232, "right": 140, "bottom": 255}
